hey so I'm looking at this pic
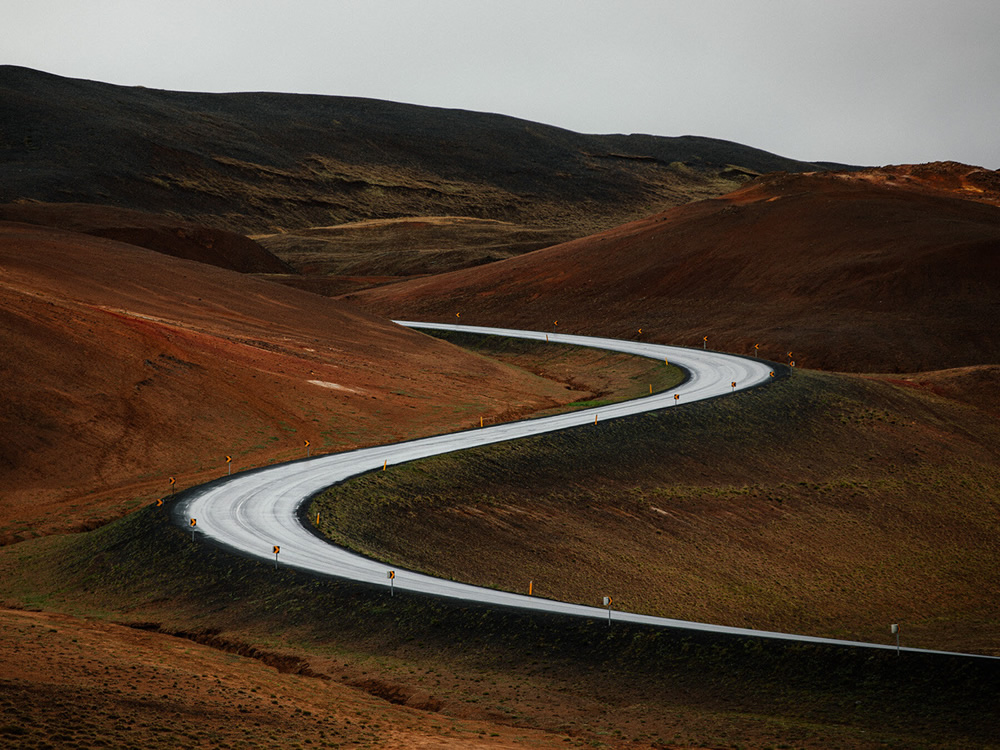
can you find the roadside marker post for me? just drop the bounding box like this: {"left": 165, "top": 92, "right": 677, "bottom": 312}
{"left": 383, "top": 459, "right": 387, "bottom": 471}
{"left": 649, "top": 384, "right": 652, "bottom": 395}
{"left": 731, "top": 381, "right": 736, "bottom": 393}
{"left": 273, "top": 545, "right": 280, "bottom": 569}
{"left": 387, "top": 570, "right": 395, "bottom": 596}
{"left": 305, "top": 439, "right": 311, "bottom": 457}
{"left": 155, "top": 498, "right": 163, "bottom": 508}
{"left": 480, "top": 416, "right": 483, "bottom": 428}
{"left": 754, "top": 343, "right": 760, "bottom": 357}
{"left": 603, "top": 596, "right": 613, "bottom": 626}
{"left": 673, "top": 393, "right": 679, "bottom": 405}
{"left": 891, "top": 624, "right": 900, "bottom": 655}
{"left": 770, "top": 371, "right": 775, "bottom": 378}
{"left": 189, "top": 518, "right": 196, "bottom": 541}
{"left": 595, "top": 413, "right": 598, "bottom": 425}
{"left": 529, "top": 580, "right": 533, "bottom": 596}
{"left": 703, "top": 335, "right": 708, "bottom": 350}
{"left": 226, "top": 455, "right": 232, "bottom": 476}
{"left": 169, "top": 476, "right": 176, "bottom": 490}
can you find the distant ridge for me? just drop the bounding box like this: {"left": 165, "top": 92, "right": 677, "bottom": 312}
{"left": 0, "top": 65, "right": 852, "bottom": 234}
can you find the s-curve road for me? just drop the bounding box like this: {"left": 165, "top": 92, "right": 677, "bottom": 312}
{"left": 175, "top": 323, "right": 993, "bottom": 659}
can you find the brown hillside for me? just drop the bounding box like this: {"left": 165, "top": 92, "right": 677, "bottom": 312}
{"left": 0, "top": 201, "right": 292, "bottom": 274}
{"left": 348, "top": 164, "right": 1000, "bottom": 373}
{"left": 0, "top": 222, "right": 585, "bottom": 543}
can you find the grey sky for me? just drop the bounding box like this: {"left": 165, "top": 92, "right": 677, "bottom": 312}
{"left": 7, "top": 0, "right": 1000, "bottom": 168}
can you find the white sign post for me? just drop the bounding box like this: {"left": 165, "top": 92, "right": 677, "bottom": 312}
{"left": 891, "top": 623, "right": 899, "bottom": 655}
{"left": 603, "top": 596, "right": 613, "bottom": 626}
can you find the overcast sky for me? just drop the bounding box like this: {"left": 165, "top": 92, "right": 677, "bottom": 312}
{"left": 7, "top": 0, "right": 1000, "bottom": 169}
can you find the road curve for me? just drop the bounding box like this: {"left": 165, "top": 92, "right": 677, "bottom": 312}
{"left": 175, "top": 323, "right": 993, "bottom": 659}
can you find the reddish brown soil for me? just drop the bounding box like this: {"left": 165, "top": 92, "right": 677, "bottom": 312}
{"left": 347, "top": 163, "right": 1000, "bottom": 373}
{"left": 0, "top": 221, "right": 583, "bottom": 543}
{"left": 0, "top": 201, "right": 291, "bottom": 273}
{"left": 0, "top": 607, "right": 571, "bottom": 749}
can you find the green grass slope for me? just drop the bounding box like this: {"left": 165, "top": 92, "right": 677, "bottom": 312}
{"left": 310, "top": 364, "right": 1000, "bottom": 656}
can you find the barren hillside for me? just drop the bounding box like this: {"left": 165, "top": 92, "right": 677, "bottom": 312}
{"left": 348, "top": 164, "right": 1000, "bottom": 373}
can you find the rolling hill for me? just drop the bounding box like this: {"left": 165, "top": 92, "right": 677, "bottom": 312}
{"left": 1, "top": 65, "right": 845, "bottom": 241}
{"left": 0, "top": 220, "right": 592, "bottom": 544}
{"left": 347, "top": 163, "right": 1000, "bottom": 373}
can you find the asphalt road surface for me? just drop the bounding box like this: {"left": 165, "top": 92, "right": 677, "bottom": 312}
{"left": 175, "top": 323, "right": 992, "bottom": 659}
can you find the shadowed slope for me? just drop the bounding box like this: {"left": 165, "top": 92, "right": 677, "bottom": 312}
{"left": 0, "top": 201, "right": 292, "bottom": 273}
{"left": 1, "top": 65, "right": 845, "bottom": 236}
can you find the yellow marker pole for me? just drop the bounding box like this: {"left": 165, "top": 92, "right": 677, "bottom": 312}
{"left": 545, "top": 334, "right": 549, "bottom": 342}
{"left": 529, "top": 580, "right": 533, "bottom": 596}
{"left": 480, "top": 416, "right": 483, "bottom": 428}
{"left": 383, "top": 459, "right": 387, "bottom": 471}
{"left": 316, "top": 511, "right": 320, "bottom": 525}
{"left": 649, "top": 384, "right": 652, "bottom": 394}
{"left": 595, "top": 413, "right": 598, "bottom": 425}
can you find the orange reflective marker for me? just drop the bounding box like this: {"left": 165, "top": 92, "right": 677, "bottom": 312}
{"left": 638, "top": 328, "right": 642, "bottom": 334}
{"left": 273, "top": 545, "right": 280, "bottom": 555}
{"left": 731, "top": 381, "right": 736, "bottom": 390}
{"left": 790, "top": 360, "right": 796, "bottom": 368}
{"left": 304, "top": 440, "right": 310, "bottom": 447}
{"left": 480, "top": 416, "right": 483, "bottom": 428}
{"left": 529, "top": 580, "right": 533, "bottom": 596}
{"left": 190, "top": 518, "right": 197, "bottom": 527}
{"left": 553, "top": 320, "right": 558, "bottom": 326}
{"left": 770, "top": 371, "right": 775, "bottom": 377}
{"left": 383, "top": 459, "right": 387, "bottom": 471}
{"left": 225, "top": 455, "right": 232, "bottom": 463}
{"left": 169, "top": 476, "right": 176, "bottom": 487}
{"left": 595, "top": 413, "right": 598, "bottom": 424}
{"left": 155, "top": 498, "right": 163, "bottom": 507}
{"left": 674, "top": 394, "right": 680, "bottom": 403}
{"left": 649, "top": 384, "right": 653, "bottom": 394}
{"left": 456, "top": 312, "right": 460, "bottom": 318}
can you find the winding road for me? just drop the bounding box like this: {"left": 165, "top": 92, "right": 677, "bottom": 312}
{"left": 175, "top": 323, "right": 992, "bottom": 659}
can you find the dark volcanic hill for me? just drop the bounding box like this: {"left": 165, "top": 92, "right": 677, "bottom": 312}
{"left": 1, "top": 65, "right": 847, "bottom": 236}
{"left": 348, "top": 164, "right": 1000, "bottom": 373}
